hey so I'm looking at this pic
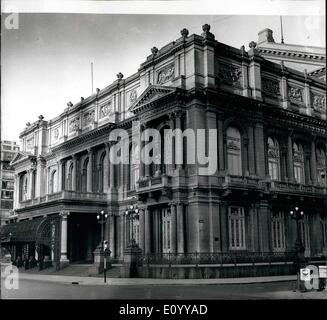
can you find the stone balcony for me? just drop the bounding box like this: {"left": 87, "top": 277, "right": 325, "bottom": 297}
{"left": 219, "top": 174, "right": 264, "bottom": 191}
{"left": 269, "top": 180, "right": 326, "bottom": 197}
{"left": 136, "top": 174, "right": 173, "bottom": 198}
{"left": 18, "top": 190, "right": 107, "bottom": 209}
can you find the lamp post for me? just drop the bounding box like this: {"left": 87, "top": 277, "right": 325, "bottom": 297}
{"left": 125, "top": 204, "right": 139, "bottom": 246}
{"left": 97, "top": 210, "right": 109, "bottom": 283}
{"left": 290, "top": 206, "right": 306, "bottom": 292}
{"left": 97, "top": 210, "right": 108, "bottom": 249}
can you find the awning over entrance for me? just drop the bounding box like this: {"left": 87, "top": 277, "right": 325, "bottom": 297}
{"left": 0, "top": 218, "right": 46, "bottom": 243}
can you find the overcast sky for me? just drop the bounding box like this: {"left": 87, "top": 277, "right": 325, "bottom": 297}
{"left": 1, "top": 13, "right": 325, "bottom": 142}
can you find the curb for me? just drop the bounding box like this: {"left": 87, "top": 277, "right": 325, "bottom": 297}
{"left": 1, "top": 271, "right": 297, "bottom": 286}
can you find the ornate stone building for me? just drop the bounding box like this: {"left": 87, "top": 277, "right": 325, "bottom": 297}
{"left": 1, "top": 25, "right": 326, "bottom": 276}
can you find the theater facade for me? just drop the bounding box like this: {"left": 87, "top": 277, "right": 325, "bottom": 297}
{"left": 1, "top": 25, "right": 326, "bottom": 277}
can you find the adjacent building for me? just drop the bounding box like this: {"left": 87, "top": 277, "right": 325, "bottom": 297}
{"left": 0, "top": 141, "right": 19, "bottom": 225}
{"left": 1, "top": 26, "right": 326, "bottom": 276}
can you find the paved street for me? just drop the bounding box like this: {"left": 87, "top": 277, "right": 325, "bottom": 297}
{"left": 1, "top": 278, "right": 327, "bottom": 300}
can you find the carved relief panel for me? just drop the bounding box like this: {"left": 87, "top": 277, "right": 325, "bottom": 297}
{"left": 157, "top": 63, "right": 175, "bottom": 85}
{"left": 69, "top": 117, "right": 80, "bottom": 133}
{"left": 288, "top": 86, "right": 303, "bottom": 103}
{"left": 262, "top": 78, "right": 281, "bottom": 97}
{"left": 218, "top": 62, "right": 242, "bottom": 86}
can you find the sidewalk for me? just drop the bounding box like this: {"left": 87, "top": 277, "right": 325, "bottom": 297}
{"left": 1, "top": 270, "right": 298, "bottom": 286}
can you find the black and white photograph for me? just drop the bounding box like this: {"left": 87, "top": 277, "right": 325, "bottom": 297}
{"left": 0, "top": 0, "right": 326, "bottom": 310}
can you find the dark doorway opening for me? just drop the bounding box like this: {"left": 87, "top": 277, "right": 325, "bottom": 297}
{"left": 68, "top": 213, "right": 100, "bottom": 263}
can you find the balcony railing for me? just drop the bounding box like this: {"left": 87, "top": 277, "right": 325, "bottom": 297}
{"left": 270, "top": 181, "right": 326, "bottom": 195}
{"left": 137, "top": 174, "right": 172, "bottom": 191}
{"left": 18, "top": 190, "right": 107, "bottom": 208}
{"left": 220, "top": 175, "right": 263, "bottom": 190}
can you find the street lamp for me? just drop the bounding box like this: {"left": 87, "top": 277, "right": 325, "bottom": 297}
{"left": 125, "top": 204, "right": 139, "bottom": 246}
{"left": 97, "top": 210, "right": 108, "bottom": 249}
{"left": 290, "top": 206, "right": 306, "bottom": 292}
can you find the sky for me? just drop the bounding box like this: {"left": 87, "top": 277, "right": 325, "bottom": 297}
{"left": 1, "top": 12, "right": 325, "bottom": 142}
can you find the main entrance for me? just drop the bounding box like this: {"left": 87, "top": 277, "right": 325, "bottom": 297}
{"left": 67, "top": 213, "right": 100, "bottom": 262}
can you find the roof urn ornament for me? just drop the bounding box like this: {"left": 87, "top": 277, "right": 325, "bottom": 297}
{"left": 151, "top": 46, "right": 158, "bottom": 55}
{"left": 180, "top": 28, "right": 189, "bottom": 39}
{"left": 38, "top": 115, "right": 44, "bottom": 120}
{"left": 26, "top": 122, "right": 31, "bottom": 127}
{"left": 80, "top": 97, "right": 84, "bottom": 102}
{"left": 67, "top": 101, "right": 73, "bottom": 107}
{"left": 201, "top": 24, "right": 215, "bottom": 40}
{"left": 249, "top": 41, "right": 257, "bottom": 49}
{"left": 116, "top": 72, "right": 124, "bottom": 80}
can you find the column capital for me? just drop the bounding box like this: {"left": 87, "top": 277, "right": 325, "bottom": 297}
{"left": 168, "top": 112, "right": 176, "bottom": 121}
{"left": 59, "top": 211, "right": 70, "bottom": 218}
{"left": 87, "top": 147, "right": 94, "bottom": 154}
{"left": 174, "top": 110, "right": 184, "bottom": 119}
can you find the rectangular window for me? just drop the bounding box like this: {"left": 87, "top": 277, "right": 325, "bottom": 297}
{"left": 271, "top": 211, "right": 285, "bottom": 251}
{"left": 228, "top": 207, "right": 246, "bottom": 250}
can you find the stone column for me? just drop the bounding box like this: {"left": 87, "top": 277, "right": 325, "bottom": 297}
{"left": 139, "top": 208, "right": 145, "bottom": 252}
{"left": 304, "top": 71, "right": 312, "bottom": 116}
{"left": 13, "top": 174, "right": 19, "bottom": 209}
{"left": 109, "top": 214, "right": 116, "bottom": 258}
{"left": 254, "top": 121, "right": 265, "bottom": 178}
{"left": 248, "top": 45, "right": 262, "bottom": 100}
{"left": 169, "top": 113, "right": 175, "bottom": 173}
{"left": 59, "top": 211, "right": 70, "bottom": 268}
{"left": 104, "top": 143, "right": 110, "bottom": 191}
{"left": 144, "top": 207, "right": 150, "bottom": 254}
{"left": 287, "top": 133, "right": 294, "bottom": 182}
{"left": 310, "top": 140, "right": 317, "bottom": 185}
{"left": 143, "top": 123, "right": 150, "bottom": 178}
{"left": 139, "top": 123, "right": 145, "bottom": 178}
{"left": 176, "top": 202, "right": 185, "bottom": 253}
{"left": 217, "top": 116, "right": 225, "bottom": 171}
{"left": 175, "top": 112, "right": 183, "bottom": 171}
{"left": 72, "top": 155, "right": 77, "bottom": 191}
{"left": 280, "top": 62, "right": 289, "bottom": 109}
{"left": 247, "top": 126, "right": 256, "bottom": 175}
{"left": 109, "top": 143, "right": 115, "bottom": 189}
{"left": 87, "top": 148, "right": 94, "bottom": 192}
{"left": 57, "top": 160, "right": 63, "bottom": 191}
{"left": 170, "top": 203, "right": 177, "bottom": 253}
{"left": 220, "top": 202, "right": 229, "bottom": 252}
{"left": 28, "top": 169, "right": 34, "bottom": 199}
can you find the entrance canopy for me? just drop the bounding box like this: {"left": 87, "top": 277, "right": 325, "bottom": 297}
{"left": 0, "top": 218, "right": 46, "bottom": 243}
{"left": 0, "top": 215, "right": 61, "bottom": 246}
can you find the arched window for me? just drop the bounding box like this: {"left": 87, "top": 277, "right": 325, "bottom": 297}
{"left": 129, "top": 144, "right": 139, "bottom": 191}
{"left": 267, "top": 137, "right": 280, "bottom": 180}
{"left": 50, "top": 170, "right": 57, "bottom": 194}
{"left": 19, "top": 174, "right": 28, "bottom": 201}
{"left": 81, "top": 158, "right": 88, "bottom": 192}
{"left": 226, "top": 127, "right": 242, "bottom": 176}
{"left": 293, "top": 142, "right": 305, "bottom": 183}
{"left": 316, "top": 148, "right": 326, "bottom": 187}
